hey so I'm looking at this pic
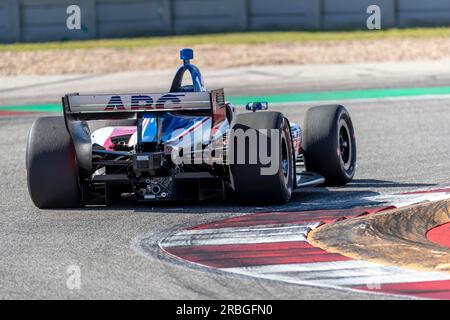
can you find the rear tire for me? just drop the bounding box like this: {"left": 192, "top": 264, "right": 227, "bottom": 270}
{"left": 26, "top": 116, "right": 82, "bottom": 209}
{"left": 229, "top": 111, "right": 294, "bottom": 204}
{"left": 303, "top": 105, "right": 356, "bottom": 185}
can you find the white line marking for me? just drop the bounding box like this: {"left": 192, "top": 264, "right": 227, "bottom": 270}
{"left": 225, "top": 260, "right": 377, "bottom": 273}
{"left": 279, "top": 189, "right": 450, "bottom": 212}
{"left": 161, "top": 223, "right": 321, "bottom": 247}
{"left": 365, "top": 192, "right": 450, "bottom": 208}
{"left": 224, "top": 260, "right": 450, "bottom": 288}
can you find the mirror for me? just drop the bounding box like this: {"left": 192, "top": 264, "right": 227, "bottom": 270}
{"left": 245, "top": 102, "right": 269, "bottom": 112}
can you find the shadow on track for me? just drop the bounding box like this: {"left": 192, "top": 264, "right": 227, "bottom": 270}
{"left": 65, "top": 179, "right": 435, "bottom": 214}
{"left": 347, "top": 179, "right": 436, "bottom": 189}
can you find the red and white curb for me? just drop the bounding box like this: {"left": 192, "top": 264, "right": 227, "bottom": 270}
{"left": 159, "top": 188, "right": 450, "bottom": 299}
{"left": 0, "top": 111, "right": 36, "bottom": 117}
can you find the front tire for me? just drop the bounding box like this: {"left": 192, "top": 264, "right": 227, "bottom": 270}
{"left": 302, "top": 105, "right": 356, "bottom": 185}
{"left": 26, "top": 116, "right": 82, "bottom": 209}
{"left": 229, "top": 111, "right": 294, "bottom": 204}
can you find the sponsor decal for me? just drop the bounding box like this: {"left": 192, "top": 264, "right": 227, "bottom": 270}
{"left": 104, "top": 94, "right": 186, "bottom": 111}
{"left": 105, "top": 96, "right": 125, "bottom": 111}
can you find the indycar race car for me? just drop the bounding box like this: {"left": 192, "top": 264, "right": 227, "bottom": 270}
{"left": 26, "top": 49, "right": 356, "bottom": 209}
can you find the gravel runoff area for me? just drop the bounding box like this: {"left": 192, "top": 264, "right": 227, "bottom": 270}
{"left": 2, "top": 37, "right": 450, "bottom": 76}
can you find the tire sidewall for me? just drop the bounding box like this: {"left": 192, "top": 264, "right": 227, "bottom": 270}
{"left": 276, "top": 117, "right": 294, "bottom": 201}
{"left": 26, "top": 117, "right": 81, "bottom": 209}
{"left": 336, "top": 110, "right": 356, "bottom": 181}
{"left": 303, "top": 105, "right": 357, "bottom": 185}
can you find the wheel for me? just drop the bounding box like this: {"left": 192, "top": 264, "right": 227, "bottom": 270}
{"left": 229, "top": 111, "right": 294, "bottom": 204}
{"left": 302, "top": 105, "right": 356, "bottom": 185}
{"left": 26, "top": 116, "right": 82, "bottom": 209}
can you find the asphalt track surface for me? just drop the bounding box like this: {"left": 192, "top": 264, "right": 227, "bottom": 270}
{"left": 1, "top": 73, "right": 450, "bottom": 299}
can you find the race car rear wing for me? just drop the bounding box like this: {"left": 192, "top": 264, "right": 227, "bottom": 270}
{"left": 63, "top": 91, "right": 214, "bottom": 121}
{"left": 62, "top": 89, "right": 227, "bottom": 176}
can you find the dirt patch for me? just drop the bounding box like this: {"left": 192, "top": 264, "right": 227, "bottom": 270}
{"left": 2, "top": 38, "right": 450, "bottom": 76}
{"left": 309, "top": 200, "right": 450, "bottom": 273}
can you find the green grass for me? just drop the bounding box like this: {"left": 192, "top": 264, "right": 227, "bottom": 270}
{"left": 1, "top": 28, "right": 450, "bottom": 52}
